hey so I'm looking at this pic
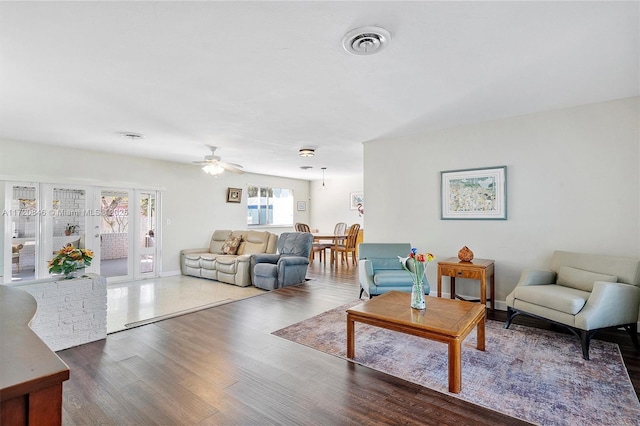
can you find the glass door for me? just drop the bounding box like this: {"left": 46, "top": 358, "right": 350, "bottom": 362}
{"left": 134, "top": 190, "right": 157, "bottom": 278}
{"left": 99, "top": 189, "right": 132, "bottom": 282}
{"left": 3, "top": 183, "right": 40, "bottom": 282}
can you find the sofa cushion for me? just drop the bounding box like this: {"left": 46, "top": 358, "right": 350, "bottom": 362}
{"left": 239, "top": 230, "right": 270, "bottom": 255}
{"left": 557, "top": 266, "right": 617, "bottom": 292}
{"left": 220, "top": 236, "right": 242, "bottom": 255}
{"left": 200, "top": 253, "right": 218, "bottom": 269}
{"left": 216, "top": 256, "right": 238, "bottom": 274}
{"left": 184, "top": 253, "right": 203, "bottom": 261}
{"left": 209, "top": 230, "right": 232, "bottom": 254}
{"left": 373, "top": 270, "right": 415, "bottom": 287}
{"left": 183, "top": 257, "right": 202, "bottom": 268}
{"left": 513, "top": 284, "right": 590, "bottom": 315}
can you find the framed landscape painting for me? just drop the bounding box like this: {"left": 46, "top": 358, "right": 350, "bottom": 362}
{"left": 440, "top": 166, "right": 507, "bottom": 220}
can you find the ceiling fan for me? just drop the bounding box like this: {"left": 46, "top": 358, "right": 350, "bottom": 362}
{"left": 193, "top": 145, "right": 244, "bottom": 175}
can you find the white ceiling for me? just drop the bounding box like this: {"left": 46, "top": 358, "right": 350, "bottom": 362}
{"left": 1, "top": 1, "right": 638, "bottom": 180}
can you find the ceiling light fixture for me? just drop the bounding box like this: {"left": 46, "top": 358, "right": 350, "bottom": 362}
{"left": 321, "top": 167, "right": 327, "bottom": 190}
{"left": 202, "top": 163, "right": 225, "bottom": 176}
{"left": 299, "top": 148, "right": 315, "bottom": 157}
{"left": 342, "top": 26, "right": 391, "bottom": 55}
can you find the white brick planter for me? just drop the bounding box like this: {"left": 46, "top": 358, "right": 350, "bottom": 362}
{"left": 12, "top": 273, "right": 107, "bottom": 351}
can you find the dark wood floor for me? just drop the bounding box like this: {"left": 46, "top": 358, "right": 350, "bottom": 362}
{"left": 57, "top": 262, "right": 640, "bottom": 425}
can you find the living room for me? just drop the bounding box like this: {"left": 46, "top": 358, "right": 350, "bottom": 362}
{"left": 1, "top": 1, "right": 639, "bottom": 424}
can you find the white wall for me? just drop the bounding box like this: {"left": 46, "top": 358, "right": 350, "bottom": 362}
{"left": 364, "top": 97, "right": 640, "bottom": 305}
{"left": 0, "top": 140, "right": 311, "bottom": 275}
{"left": 309, "top": 175, "right": 364, "bottom": 233}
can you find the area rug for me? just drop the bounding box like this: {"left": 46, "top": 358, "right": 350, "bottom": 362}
{"left": 272, "top": 301, "right": 640, "bottom": 426}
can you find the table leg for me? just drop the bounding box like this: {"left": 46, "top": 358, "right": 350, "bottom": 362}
{"left": 490, "top": 273, "right": 495, "bottom": 311}
{"left": 448, "top": 339, "right": 462, "bottom": 393}
{"left": 347, "top": 314, "right": 355, "bottom": 358}
{"left": 437, "top": 268, "right": 442, "bottom": 298}
{"left": 477, "top": 315, "right": 485, "bottom": 351}
{"left": 480, "top": 274, "right": 486, "bottom": 307}
{"left": 450, "top": 277, "right": 456, "bottom": 300}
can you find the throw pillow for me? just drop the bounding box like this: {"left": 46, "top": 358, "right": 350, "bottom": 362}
{"left": 220, "top": 236, "right": 242, "bottom": 255}
{"left": 556, "top": 265, "right": 617, "bottom": 292}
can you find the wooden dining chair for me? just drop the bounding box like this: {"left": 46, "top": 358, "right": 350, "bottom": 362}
{"left": 295, "top": 222, "right": 323, "bottom": 262}
{"left": 330, "top": 224, "right": 360, "bottom": 268}
{"left": 295, "top": 222, "right": 311, "bottom": 232}
{"left": 312, "top": 222, "right": 348, "bottom": 264}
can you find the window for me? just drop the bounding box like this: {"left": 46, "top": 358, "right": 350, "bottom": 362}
{"left": 247, "top": 185, "right": 293, "bottom": 226}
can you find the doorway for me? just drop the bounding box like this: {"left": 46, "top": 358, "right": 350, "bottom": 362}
{"left": 2, "top": 182, "right": 160, "bottom": 284}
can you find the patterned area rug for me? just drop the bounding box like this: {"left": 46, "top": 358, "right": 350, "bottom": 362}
{"left": 273, "top": 301, "right": 640, "bottom": 426}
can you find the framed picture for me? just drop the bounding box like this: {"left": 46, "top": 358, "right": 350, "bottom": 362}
{"left": 441, "top": 166, "right": 507, "bottom": 220}
{"left": 350, "top": 192, "right": 364, "bottom": 210}
{"left": 297, "top": 201, "right": 306, "bottom": 211}
{"left": 226, "top": 187, "right": 242, "bottom": 203}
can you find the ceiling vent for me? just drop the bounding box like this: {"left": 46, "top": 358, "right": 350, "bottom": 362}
{"left": 342, "top": 26, "right": 391, "bottom": 55}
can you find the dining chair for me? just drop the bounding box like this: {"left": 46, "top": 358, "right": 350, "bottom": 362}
{"left": 312, "top": 222, "right": 348, "bottom": 264}
{"left": 330, "top": 224, "right": 361, "bottom": 268}
{"left": 334, "top": 222, "right": 347, "bottom": 237}
{"left": 295, "top": 222, "right": 311, "bottom": 232}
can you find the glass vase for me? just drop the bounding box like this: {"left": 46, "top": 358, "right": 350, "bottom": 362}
{"left": 411, "top": 280, "right": 426, "bottom": 310}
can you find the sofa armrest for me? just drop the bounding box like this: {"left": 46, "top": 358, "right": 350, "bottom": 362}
{"left": 180, "top": 248, "right": 210, "bottom": 255}
{"left": 516, "top": 269, "right": 557, "bottom": 287}
{"left": 278, "top": 256, "right": 309, "bottom": 267}
{"left": 358, "top": 259, "right": 375, "bottom": 295}
{"left": 575, "top": 281, "right": 640, "bottom": 330}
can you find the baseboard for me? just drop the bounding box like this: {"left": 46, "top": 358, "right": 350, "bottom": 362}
{"left": 160, "top": 270, "right": 181, "bottom": 277}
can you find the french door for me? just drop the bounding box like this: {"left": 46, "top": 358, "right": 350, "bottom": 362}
{"left": 2, "top": 182, "right": 160, "bottom": 284}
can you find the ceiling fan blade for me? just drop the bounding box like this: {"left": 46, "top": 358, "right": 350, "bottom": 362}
{"left": 221, "top": 162, "right": 244, "bottom": 174}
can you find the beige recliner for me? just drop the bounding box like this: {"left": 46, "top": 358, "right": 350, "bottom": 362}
{"left": 505, "top": 250, "right": 640, "bottom": 359}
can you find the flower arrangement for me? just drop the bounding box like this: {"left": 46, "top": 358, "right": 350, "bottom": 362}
{"left": 48, "top": 244, "right": 93, "bottom": 278}
{"left": 399, "top": 248, "right": 435, "bottom": 309}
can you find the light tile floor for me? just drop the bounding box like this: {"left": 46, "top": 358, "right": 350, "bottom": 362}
{"left": 107, "top": 275, "right": 266, "bottom": 333}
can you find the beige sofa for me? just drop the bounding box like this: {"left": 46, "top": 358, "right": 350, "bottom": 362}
{"left": 181, "top": 230, "right": 278, "bottom": 287}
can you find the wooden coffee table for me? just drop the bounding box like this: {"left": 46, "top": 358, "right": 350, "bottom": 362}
{"left": 346, "top": 291, "right": 485, "bottom": 393}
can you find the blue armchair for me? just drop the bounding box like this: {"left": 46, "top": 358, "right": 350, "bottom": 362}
{"left": 251, "top": 232, "right": 313, "bottom": 290}
{"left": 358, "top": 243, "right": 431, "bottom": 299}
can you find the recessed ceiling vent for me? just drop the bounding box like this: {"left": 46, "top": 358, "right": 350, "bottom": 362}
{"left": 342, "top": 26, "right": 391, "bottom": 55}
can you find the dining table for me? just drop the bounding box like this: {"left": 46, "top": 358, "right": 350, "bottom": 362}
{"left": 311, "top": 233, "right": 346, "bottom": 265}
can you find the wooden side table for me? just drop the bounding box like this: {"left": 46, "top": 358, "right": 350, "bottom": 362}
{"left": 437, "top": 257, "right": 495, "bottom": 310}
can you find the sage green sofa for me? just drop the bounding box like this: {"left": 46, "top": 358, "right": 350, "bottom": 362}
{"left": 181, "top": 230, "right": 278, "bottom": 287}
{"left": 505, "top": 250, "right": 640, "bottom": 359}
